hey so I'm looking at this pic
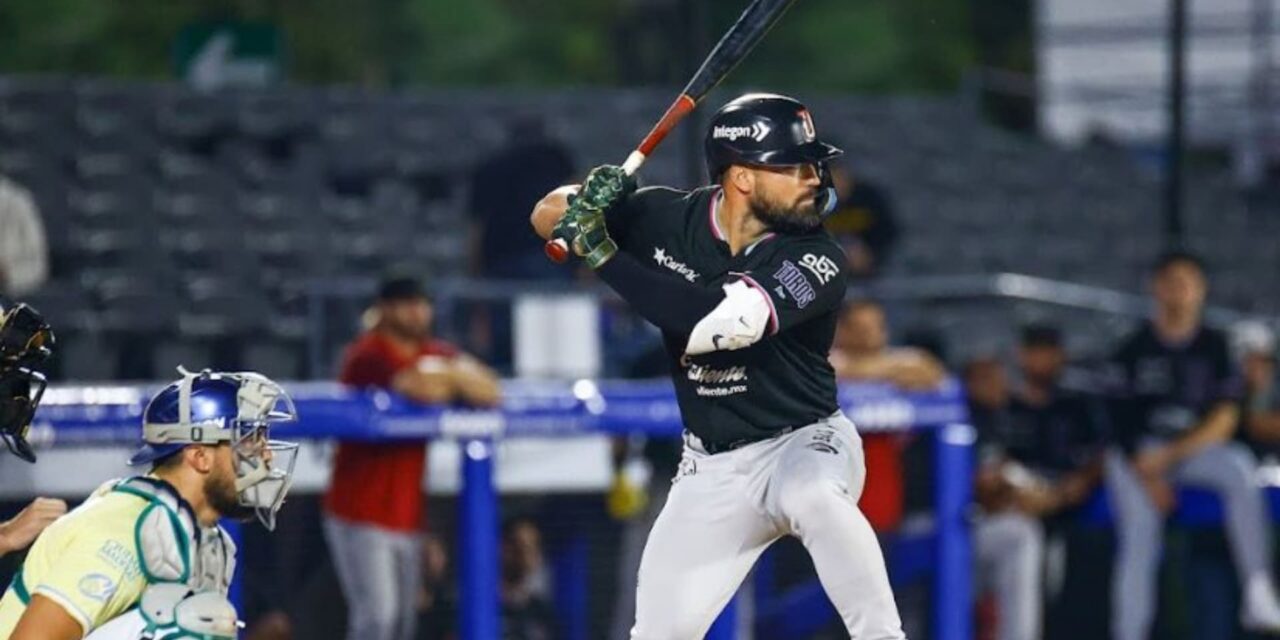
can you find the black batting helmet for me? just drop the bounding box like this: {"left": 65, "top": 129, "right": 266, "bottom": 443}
{"left": 704, "top": 93, "right": 843, "bottom": 181}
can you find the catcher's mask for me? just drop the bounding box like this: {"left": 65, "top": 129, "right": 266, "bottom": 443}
{"left": 0, "top": 303, "right": 54, "bottom": 463}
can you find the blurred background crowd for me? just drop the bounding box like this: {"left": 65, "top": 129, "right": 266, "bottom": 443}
{"left": 2, "top": 0, "right": 1280, "bottom": 638}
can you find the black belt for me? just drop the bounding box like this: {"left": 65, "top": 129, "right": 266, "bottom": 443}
{"left": 701, "top": 425, "right": 797, "bottom": 455}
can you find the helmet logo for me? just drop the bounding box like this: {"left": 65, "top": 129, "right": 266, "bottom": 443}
{"left": 798, "top": 110, "right": 816, "bottom": 142}
{"left": 712, "top": 121, "right": 772, "bottom": 142}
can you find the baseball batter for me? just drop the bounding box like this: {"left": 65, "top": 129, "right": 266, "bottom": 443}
{"left": 532, "top": 93, "right": 905, "bottom": 639}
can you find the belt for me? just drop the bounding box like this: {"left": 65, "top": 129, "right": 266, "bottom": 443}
{"left": 701, "top": 425, "right": 797, "bottom": 455}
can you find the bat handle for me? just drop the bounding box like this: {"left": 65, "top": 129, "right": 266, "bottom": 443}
{"left": 621, "top": 150, "right": 647, "bottom": 176}
{"left": 544, "top": 150, "right": 649, "bottom": 263}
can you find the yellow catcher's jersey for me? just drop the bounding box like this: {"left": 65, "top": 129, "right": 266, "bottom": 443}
{"left": 0, "top": 480, "right": 150, "bottom": 637}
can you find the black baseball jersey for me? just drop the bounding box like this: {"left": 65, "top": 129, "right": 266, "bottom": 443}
{"left": 1107, "top": 322, "right": 1241, "bottom": 453}
{"left": 978, "top": 389, "right": 1107, "bottom": 479}
{"left": 607, "top": 185, "right": 848, "bottom": 448}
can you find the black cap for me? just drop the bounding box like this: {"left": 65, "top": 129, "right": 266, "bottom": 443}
{"left": 377, "top": 274, "right": 428, "bottom": 302}
{"left": 1019, "top": 324, "right": 1062, "bottom": 348}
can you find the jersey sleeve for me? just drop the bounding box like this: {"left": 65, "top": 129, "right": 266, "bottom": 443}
{"left": 606, "top": 186, "right": 686, "bottom": 248}
{"left": 81, "top": 609, "right": 149, "bottom": 640}
{"left": 30, "top": 529, "right": 148, "bottom": 634}
{"left": 737, "top": 239, "right": 848, "bottom": 336}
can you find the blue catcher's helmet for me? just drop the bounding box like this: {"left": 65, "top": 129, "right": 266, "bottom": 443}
{"left": 130, "top": 367, "right": 300, "bottom": 530}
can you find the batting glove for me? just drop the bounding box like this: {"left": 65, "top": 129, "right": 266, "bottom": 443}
{"left": 551, "top": 165, "right": 635, "bottom": 269}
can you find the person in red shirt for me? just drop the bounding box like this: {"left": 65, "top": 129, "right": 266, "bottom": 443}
{"left": 323, "top": 275, "right": 500, "bottom": 640}
{"left": 829, "top": 300, "right": 947, "bottom": 532}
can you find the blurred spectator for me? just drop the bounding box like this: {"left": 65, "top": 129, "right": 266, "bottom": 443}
{"left": 467, "top": 116, "right": 575, "bottom": 281}
{"left": 822, "top": 162, "right": 899, "bottom": 279}
{"left": 415, "top": 534, "right": 457, "bottom": 640}
{"left": 0, "top": 175, "right": 48, "bottom": 297}
{"left": 1232, "top": 321, "right": 1280, "bottom": 452}
{"left": 830, "top": 300, "right": 946, "bottom": 532}
{"left": 964, "top": 356, "right": 1011, "bottom": 435}
{"left": 465, "top": 116, "right": 576, "bottom": 370}
{"left": 971, "top": 326, "right": 1106, "bottom": 640}
{"left": 1104, "top": 251, "right": 1280, "bottom": 639}
{"left": 324, "top": 274, "right": 501, "bottom": 640}
{"left": 499, "top": 517, "right": 556, "bottom": 640}
{"left": 830, "top": 300, "right": 945, "bottom": 390}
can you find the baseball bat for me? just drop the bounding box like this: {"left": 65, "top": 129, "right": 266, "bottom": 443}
{"left": 545, "top": 0, "right": 801, "bottom": 263}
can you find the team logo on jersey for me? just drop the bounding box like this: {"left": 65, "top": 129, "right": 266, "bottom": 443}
{"left": 798, "top": 109, "right": 817, "bottom": 142}
{"left": 712, "top": 122, "right": 772, "bottom": 143}
{"left": 653, "top": 247, "right": 700, "bottom": 282}
{"left": 79, "top": 573, "right": 117, "bottom": 602}
{"left": 806, "top": 428, "right": 840, "bottom": 455}
{"left": 674, "top": 456, "right": 697, "bottom": 483}
{"left": 97, "top": 539, "right": 142, "bottom": 582}
{"left": 799, "top": 253, "right": 840, "bottom": 285}
{"left": 773, "top": 260, "right": 816, "bottom": 309}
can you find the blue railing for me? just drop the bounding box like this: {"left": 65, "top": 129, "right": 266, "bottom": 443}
{"left": 32, "top": 379, "right": 974, "bottom": 640}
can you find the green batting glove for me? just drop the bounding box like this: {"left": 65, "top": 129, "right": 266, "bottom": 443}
{"left": 551, "top": 165, "right": 635, "bottom": 268}
{"left": 571, "top": 205, "right": 617, "bottom": 268}
{"left": 550, "top": 197, "right": 617, "bottom": 268}
{"left": 577, "top": 165, "right": 635, "bottom": 212}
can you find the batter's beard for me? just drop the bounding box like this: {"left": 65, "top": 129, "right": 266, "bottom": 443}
{"left": 205, "top": 466, "right": 254, "bottom": 522}
{"left": 750, "top": 193, "right": 821, "bottom": 235}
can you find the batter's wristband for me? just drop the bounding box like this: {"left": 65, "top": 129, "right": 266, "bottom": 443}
{"left": 585, "top": 239, "right": 618, "bottom": 269}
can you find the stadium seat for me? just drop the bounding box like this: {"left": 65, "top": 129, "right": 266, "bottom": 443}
{"left": 95, "top": 277, "right": 180, "bottom": 337}
{"left": 179, "top": 277, "right": 272, "bottom": 339}
{"left": 151, "top": 339, "right": 216, "bottom": 376}
{"left": 243, "top": 341, "right": 305, "bottom": 379}
{"left": 59, "top": 334, "right": 118, "bottom": 381}
{"left": 1, "top": 75, "right": 1273, "bottom": 383}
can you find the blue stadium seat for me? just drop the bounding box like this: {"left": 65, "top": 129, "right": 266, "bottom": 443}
{"left": 242, "top": 340, "right": 304, "bottom": 379}
{"left": 96, "top": 283, "right": 180, "bottom": 338}
{"left": 59, "top": 334, "right": 118, "bottom": 381}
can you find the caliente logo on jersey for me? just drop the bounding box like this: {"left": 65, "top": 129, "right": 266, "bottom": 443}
{"left": 686, "top": 363, "right": 748, "bottom": 384}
